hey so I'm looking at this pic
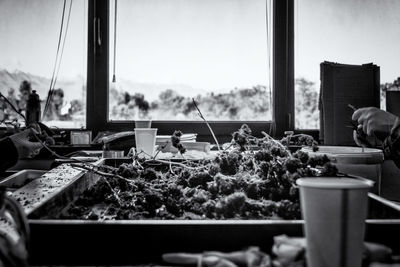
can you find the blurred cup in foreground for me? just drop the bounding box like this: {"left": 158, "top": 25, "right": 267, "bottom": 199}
{"left": 135, "top": 120, "right": 152, "bottom": 128}
{"left": 134, "top": 128, "right": 157, "bottom": 158}
{"left": 296, "top": 177, "right": 373, "bottom": 267}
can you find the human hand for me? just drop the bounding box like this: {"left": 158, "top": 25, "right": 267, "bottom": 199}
{"left": 352, "top": 107, "right": 398, "bottom": 142}
{"left": 9, "top": 129, "right": 43, "bottom": 159}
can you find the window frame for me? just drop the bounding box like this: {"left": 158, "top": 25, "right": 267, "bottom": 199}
{"left": 86, "top": 0, "right": 294, "bottom": 141}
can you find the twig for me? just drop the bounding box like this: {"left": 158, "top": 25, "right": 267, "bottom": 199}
{"left": 222, "top": 142, "right": 234, "bottom": 152}
{"left": 252, "top": 158, "right": 260, "bottom": 173}
{"left": 128, "top": 148, "right": 145, "bottom": 169}
{"left": 0, "top": 93, "right": 26, "bottom": 122}
{"left": 153, "top": 140, "right": 169, "bottom": 159}
{"left": 261, "top": 131, "right": 290, "bottom": 153}
{"left": 169, "top": 161, "right": 175, "bottom": 175}
{"left": 192, "top": 98, "right": 221, "bottom": 152}
{"left": 69, "top": 163, "right": 125, "bottom": 206}
{"left": 31, "top": 131, "right": 74, "bottom": 160}
{"left": 70, "top": 163, "right": 134, "bottom": 184}
{"left": 100, "top": 177, "right": 122, "bottom": 206}
{"left": 146, "top": 158, "right": 203, "bottom": 171}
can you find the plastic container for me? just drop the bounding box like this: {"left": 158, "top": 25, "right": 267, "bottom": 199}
{"left": 135, "top": 128, "right": 158, "bottom": 158}
{"left": 135, "top": 120, "right": 152, "bottom": 128}
{"left": 301, "top": 146, "right": 384, "bottom": 194}
{"left": 297, "top": 177, "right": 373, "bottom": 267}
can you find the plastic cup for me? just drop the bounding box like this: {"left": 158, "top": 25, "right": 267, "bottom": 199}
{"left": 135, "top": 120, "right": 152, "bottom": 128}
{"left": 134, "top": 128, "right": 157, "bottom": 158}
{"left": 296, "top": 177, "right": 373, "bottom": 267}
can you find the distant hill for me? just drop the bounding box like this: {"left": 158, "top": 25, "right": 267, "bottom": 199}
{"left": 112, "top": 79, "right": 207, "bottom": 101}
{"left": 0, "top": 69, "right": 208, "bottom": 102}
{"left": 0, "top": 69, "right": 85, "bottom": 102}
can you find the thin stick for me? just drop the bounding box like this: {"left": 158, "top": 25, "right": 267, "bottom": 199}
{"left": 99, "top": 177, "right": 122, "bottom": 206}
{"left": 192, "top": 98, "right": 221, "bottom": 152}
{"left": 147, "top": 159, "right": 202, "bottom": 171}
{"left": 31, "top": 131, "right": 73, "bottom": 160}
{"left": 70, "top": 163, "right": 133, "bottom": 184}
{"left": 261, "top": 131, "right": 289, "bottom": 152}
{"left": 169, "top": 161, "right": 175, "bottom": 175}
{"left": 69, "top": 163, "right": 126, "bottom": 206}
{"left": 222, "top": 142, "right": 234, "bottom": 152}
{"left": 0, "top": 93, "right": 26, "bottom": 122}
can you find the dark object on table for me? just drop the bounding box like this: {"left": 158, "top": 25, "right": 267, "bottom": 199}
{"left": 385, "top": 78, "right": 400, "bottom": 117}
{"left": 26, "top": 90, "right": 41, "bottom": 125}
{"left": 319, "top": 61, "right": 380, "bottom": 145}
{"left": 92, "top": 131, "right": 135, "bottom": 153}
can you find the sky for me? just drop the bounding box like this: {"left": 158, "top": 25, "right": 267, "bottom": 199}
{"left": 295, "top": 0, "right": 400, "bottom": 85}
{"left": 0, "top": 0, "right": 399, "bottom": 92}
{"left": 109, "top": 0, "right": 270, "bottom": 91}
{"left": 0, "top": 0, "right": 87, "bottom": 80}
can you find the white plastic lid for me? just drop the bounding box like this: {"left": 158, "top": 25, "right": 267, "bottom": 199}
{"left": 301, "top": 146, "right": 384, "bottom": 164}
{"left": 134, "top": 128, "right": 158, "bottom": 131}
{"left": 296, "top": 177, "right": 374, "bottom": 189}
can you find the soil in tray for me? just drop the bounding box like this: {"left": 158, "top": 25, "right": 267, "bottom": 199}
{"left": 56, "top": 164, "right": 302, "bottom": 220}
{"left": 50, "top": 143, "right": 342, "bottom": 221}
{"left": 45, "top": 127, "right": 390, "bottom": 221}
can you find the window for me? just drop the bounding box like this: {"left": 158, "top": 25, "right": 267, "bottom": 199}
{"left": 0, "top": 0, "right": 87, "bottom": 128}
{"left": 108, "top": 0, "right": 273, "bottom": 122}
{"left": 88, "top": 0, "right": 293, "bottom": 138}
{"left": 295, "top": 0, "right": 400, "bottom": 129}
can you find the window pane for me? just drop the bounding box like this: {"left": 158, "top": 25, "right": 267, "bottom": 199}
{"left": 295, "top": 0, "right": 400, "bottom": 129}
{"left": 109, "top": 0, "right": 272, "bottom": 121}
{"left": 0, "top": 0, "right": 87, "bottom": 128}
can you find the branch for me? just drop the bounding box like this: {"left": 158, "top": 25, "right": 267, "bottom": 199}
{"left": 192, "top": 98, "right": 221, "bottom": 152}
{"left": 0, "top": 92, "right": 26, "bottom": 122}
{"left": 261, "top": 131, "right": 290, "bottom": 154}
{"left": 146, "top": 158, "right": 203, "bottom": 171}
{"left": 70, "top": 163, "right": 132, "bottom": 183}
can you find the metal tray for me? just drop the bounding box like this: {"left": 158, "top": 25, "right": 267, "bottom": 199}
{"left": 0, "top": 169, "right": 46, "bottom": 192}
{"left": 7, "top": 159, "right": 400, "bottom": 265}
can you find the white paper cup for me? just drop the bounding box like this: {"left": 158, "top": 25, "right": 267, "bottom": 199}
{"left": 296, "top": 177, "right": 373, "bottom": 267}
{"left": 134, "top": 128, "right": 157, "bottom": 158}
{"left": 135, "top": 120, "right": 152, "bottom": 128}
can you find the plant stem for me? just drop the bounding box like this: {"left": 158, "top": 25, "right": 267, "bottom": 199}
{"left": 146, "top": 159, "right": 202, "bottom": 171}
{"left": 0, "top": 93, "right": 26, "bottom": 122}
{"left": 192, "top": 98, "right": 221, "bottom": 152}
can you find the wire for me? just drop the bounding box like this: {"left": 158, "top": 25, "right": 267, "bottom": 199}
{"left": 43, "top": 0, "right": 67, "bottom": 120}
{"left": 53, "top": 0, "right": 73, "bottom": 95}
{"left": 266, "top": 0, "right": 273, "bottom": 116}
{"left": 45, "top": 0, "right": 73, "bottom": 119}
{"left": 112, "top": 0, "right": 118, "bottom": 83}
{"left": 43, "top": 0, "right": 73, "bottom": 120}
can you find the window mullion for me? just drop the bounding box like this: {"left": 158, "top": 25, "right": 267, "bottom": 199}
{"left": 87, "top": 0, "right": 109, "bottom": 132}
{"left": 273, "top": 0, "right": 294, "bottom": 137}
